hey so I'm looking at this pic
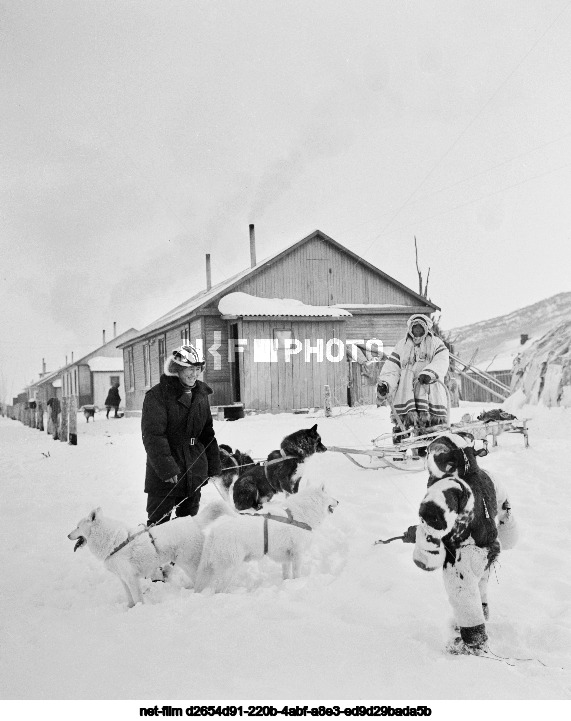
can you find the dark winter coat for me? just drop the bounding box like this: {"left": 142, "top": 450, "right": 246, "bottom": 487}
{"left": 105, "top": 386, "right": 121, "bottom": 407}
{"left": 141, "top": 375, "right": 221, "bottom": 498}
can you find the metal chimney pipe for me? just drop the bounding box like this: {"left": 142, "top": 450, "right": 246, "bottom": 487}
{"left": 65, "top": 355, "right": 68, "bottom": 366}
{"left": 42, "top": 358, "right": 46, "bottom": 374}
{"left": 113, "top": 321, "right": 117, "bottom": 338}
{"left": 249, "top": 224, "right": 256, "bottom": 268}
{"left": 71, "top": 352, "right": 74, "bottom": 363}
{"left": 206, "top": 254, "right": 212, "bottom": 291}
{"left": 103, "top": 329, "right": 106, "bottom": 345}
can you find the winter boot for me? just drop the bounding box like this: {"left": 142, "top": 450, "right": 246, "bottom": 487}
{"left": 447, "top": 623, "right": 488, "bottom": 656}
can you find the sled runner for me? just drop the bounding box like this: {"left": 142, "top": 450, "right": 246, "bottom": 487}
{"left": 328, "top": 414, "right": 530, "bottom": 473}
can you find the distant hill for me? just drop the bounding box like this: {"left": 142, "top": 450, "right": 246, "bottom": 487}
{"left": 445, "top": 292, "right": 571, "bottom": 371}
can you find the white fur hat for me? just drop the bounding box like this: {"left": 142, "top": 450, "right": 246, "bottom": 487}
{"left": 164, "top": 343, "right": 205, "bottom": 376}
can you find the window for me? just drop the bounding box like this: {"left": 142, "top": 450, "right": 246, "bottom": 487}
{"left": 273, "top": 329, "right": 294, "bottom": 350}
{"left": 143, "top": 344, "right": 151, "bottom": 387}
{"left": 158, "top": 336, "right": 166, "bottom": 375}
{"left": 180, "top": 325, "right": 190, "bottom": 344}
{"left": 127, "top": 348, "right": 135, "bottom": 390}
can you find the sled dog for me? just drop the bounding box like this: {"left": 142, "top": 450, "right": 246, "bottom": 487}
{"left": 217, "top": 444, "right": 254, "bottom": 493}
{"left": 67, "top": 502, "right": 229, "bottom": 607}
{"left": 217, "top": 425, "right": 327, "bottom": 512}
{"left": 195, "top": 483, "right": 338, "bottom": 593}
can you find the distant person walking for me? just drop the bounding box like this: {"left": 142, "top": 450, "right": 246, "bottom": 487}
{"left": 104, "top": 382, "right": 121, "bottom": 419}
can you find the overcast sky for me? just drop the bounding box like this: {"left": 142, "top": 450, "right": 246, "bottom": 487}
{"left": 1, "top": 0, "right": 571, "bottom": 400}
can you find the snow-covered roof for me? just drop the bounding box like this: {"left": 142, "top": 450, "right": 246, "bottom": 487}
{"left": 218, "top": 292, "right": 352, "bottom": 318}
{"left": 87, "top": 356, "right": 124, "bottom": 372}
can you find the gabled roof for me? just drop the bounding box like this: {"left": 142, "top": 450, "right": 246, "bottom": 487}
{"left": 28, "top": 328, "right": 138, "bottom": 389}
{"left": 121, "top": 230, "right": 439, "bottom": 345}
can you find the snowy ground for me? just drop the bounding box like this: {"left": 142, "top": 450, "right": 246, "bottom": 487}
{"left": 0, "top": 402, "right": 570, "bottom": 706}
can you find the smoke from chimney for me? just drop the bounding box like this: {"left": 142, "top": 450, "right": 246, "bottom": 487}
{"left": 249, "top": 224, "right": 256, "bottom": 268}
{"left": 206, "top": 254, "right": 212, "bottom": 291}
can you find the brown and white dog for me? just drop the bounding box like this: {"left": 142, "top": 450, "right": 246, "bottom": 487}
{"left": 413, "top": 433, "right": 517, "bottom": 655}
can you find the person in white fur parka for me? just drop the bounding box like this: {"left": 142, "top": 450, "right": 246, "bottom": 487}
{"left": 377, "top": 314, "right": 449, "bottom": 442}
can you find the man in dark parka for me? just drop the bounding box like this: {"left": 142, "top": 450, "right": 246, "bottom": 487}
{"left": 141, "top": 343, "right": 221, "bottom": 525}
{"left": 105, "top": 382, "right": 121, "bottom": 418}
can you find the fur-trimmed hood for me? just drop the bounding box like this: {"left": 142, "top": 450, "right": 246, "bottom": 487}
{"left": 164, "top": 354, "right": 205, "bottom": 377}
{"left": 407, "top": 313, "right": 433, "bottom": 338}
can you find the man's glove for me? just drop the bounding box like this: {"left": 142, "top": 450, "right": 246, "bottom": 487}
{"left": 164, "top": 475, "right": 178, "bottom": 485}
{"left": 402, "top": 525, "right": 418, "bottom": 543}
{"left": 418, "top": 373, "right": 434, "bottom": 385}
{"left": 377, "top": 382, "right": 389, "bottom": 397}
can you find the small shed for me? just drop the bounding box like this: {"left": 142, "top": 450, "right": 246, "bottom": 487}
{"left": 87, "top": 356, "right": 125, "bottom": 408}
{"left": 218, "top": 293, "right": 352, "bottom": 411}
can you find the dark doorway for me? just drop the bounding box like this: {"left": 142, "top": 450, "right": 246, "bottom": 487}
{"left": 230, "top": 323, "right": 241, "bottom": 402}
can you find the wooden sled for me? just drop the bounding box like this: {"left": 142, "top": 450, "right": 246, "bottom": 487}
{"left": 328, "top": 417, "right": 530, "bottom": 473}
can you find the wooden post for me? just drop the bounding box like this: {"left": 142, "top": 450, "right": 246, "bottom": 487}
{"left": 68, "top": 395, "right": 78, "bottom": 445}
{"left": 37, "top": 401, "right": 44, "bottom": 431}
{"left": 324, "top": 385, "right": 332, "bottom": 417}
{"left": 60, "top": 397, "right": 69, "bottom": 443}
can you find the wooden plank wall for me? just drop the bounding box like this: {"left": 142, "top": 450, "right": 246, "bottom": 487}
{"left": 240, "top": 319, "right": 347, "bottom": 411}
{"left": 344, "top": 313, "right": 412, "bottom": 349}
{"left": 461, "top": 371, "right": 512, "bottom": 403}
{"left": 78, "top": 365, "right": 92, "bottom": 406}
{"left": 124, "top": 318, "right": 210, "bottom": 412}
{"left": 237, "top": 236, "right": 417, "bottom": 305}
{"left": 203, "top": 315, "right": 231, "bottom": 405}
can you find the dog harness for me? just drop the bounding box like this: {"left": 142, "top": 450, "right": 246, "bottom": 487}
{"left": 105, "top": 525, "right": 158, "bottom": 561}
{"left": 262, "top": 452, "right": 299, "bottom": 492}
{"left": 243, "top": 508, "right": 312, "bottom": 554}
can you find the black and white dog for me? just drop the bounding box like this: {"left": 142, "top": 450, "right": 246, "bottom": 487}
{"left": 217, "top": 425, "right": 327, "bottom": 512}
{"left": 413, "top": 433, "right": 518, "bottom": 655}
{"left": 218, "top": 445, "right": 254, "bottom": 488}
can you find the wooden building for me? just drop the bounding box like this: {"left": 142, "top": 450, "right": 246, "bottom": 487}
{"left": 28, "top": 327, "right": 138, "bottom": 408}
{"left": 119, "top": 229, "right": 439, "bottom": 413}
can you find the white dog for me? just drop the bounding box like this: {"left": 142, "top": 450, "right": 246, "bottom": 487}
{"left": 67, "top": 502, "right": 229, "bottom": 607}
{"left": 194, "top": 484, "right": 338, "bottom": 593}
